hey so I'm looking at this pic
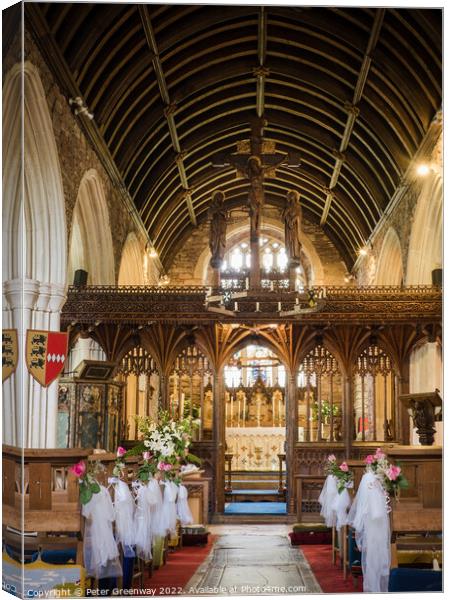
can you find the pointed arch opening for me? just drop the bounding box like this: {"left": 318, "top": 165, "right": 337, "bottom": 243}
{"left": 68, "top": 169, "right": 115, "bottom": 285}
{"left": 375, "top": 227, "right": 403, "bottom": 285}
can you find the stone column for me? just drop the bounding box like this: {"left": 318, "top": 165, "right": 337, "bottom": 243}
{"left": 286, "top": 370, "right": 298, "bottom": 514}
{"left": 3, "top": 278, "right": 66, "bottom": 448}
{"left": 213, "top": 367, "right": 226, "bottom": 513}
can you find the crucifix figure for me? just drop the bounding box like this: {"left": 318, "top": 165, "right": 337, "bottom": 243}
{"left": 212, "top": 117, "right": 300, "bottom": 289}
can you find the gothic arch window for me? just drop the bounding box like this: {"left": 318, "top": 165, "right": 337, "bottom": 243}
{"left": 220, "top": 237, "right": 307, "bottom": 290}
{"left": 297, "top": 346, "right": 343, "bottom": 443}
{"left": 353, "top": 344, "right": 396, "bottom": 442}
{"left": 169, "top": 346, "right": 212, "bottom": 440}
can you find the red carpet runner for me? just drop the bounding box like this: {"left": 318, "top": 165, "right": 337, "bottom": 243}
{"left": 140, "top": 537, "right": 215, "bottom": 595}
{"left": 300, "top": 544, "right": 362, "bottom": 593}
{"left": 140, "top": 538, "right": 360, "bottom": 595}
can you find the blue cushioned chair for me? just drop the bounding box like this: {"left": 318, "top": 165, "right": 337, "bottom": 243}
{"left": 388, "top": 567, "right": 442, "bottom": 592}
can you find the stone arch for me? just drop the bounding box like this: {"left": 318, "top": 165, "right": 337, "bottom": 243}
{"left": 2, "top": 62, "right": 67, "bottom": 447}
{"left": 68, "top": 169, "right": 115, "bottom": 285}
{"left": 375, "top": 227, "right": 404, "bottom": 285}
{"left": 406, "top": 173, "right": 442, "bottom": 284}
{"left": 118, "top": 231, "right": 145, "bottom": 285}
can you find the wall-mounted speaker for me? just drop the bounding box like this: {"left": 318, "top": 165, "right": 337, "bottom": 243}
{"left": 73, "top": 269, "right": 88, "bottom": 287}
{"left": 431, "top": 268, "right": 442, "bottom": 287}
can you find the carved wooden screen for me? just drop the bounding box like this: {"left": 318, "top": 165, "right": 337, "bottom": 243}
{"left": 170, "top": 346, "right": 212, "bottom": 440}
{"left": 297, "top": 346, "right": 343, "bottom": 442}
{"left": 117, "top": 346, "right": 159, "bottom": 439}
{"left": 353, "top": 345, "right": 395, "bottom": 442}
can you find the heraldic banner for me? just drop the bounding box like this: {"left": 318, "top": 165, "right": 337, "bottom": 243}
{"left": 2, "top": 329, "right": 18, "bottom": 382}
{"left": 26, "top": 330, "right": 68, "bottom": 387}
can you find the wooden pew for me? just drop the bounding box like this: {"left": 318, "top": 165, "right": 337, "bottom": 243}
{"left": 2, "top": 445, "right": 91, "bottom": 533}
{"left": 390, "top": 501, "right": 442, "bottom": 569}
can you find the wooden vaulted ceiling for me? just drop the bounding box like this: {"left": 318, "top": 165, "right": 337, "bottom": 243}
{"left": 30, "top": 3, "right": 441, "bottom": 269}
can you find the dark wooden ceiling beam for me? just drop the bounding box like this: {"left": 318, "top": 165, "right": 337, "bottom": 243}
{"left": 321, "top": 8, "right": 385, "bottom": 227}
{"left": 139, "top": 4, "right": 197, "bottom": 226}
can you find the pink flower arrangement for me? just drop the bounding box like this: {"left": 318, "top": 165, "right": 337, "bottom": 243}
{"left": 374, "top": 447, "right": 386, "bottom": 461}
{"left": 386, "top": 465, "right": 401, "bottom": 481}
{"left": 143, "top": 451, "right": 152, "bottom": 461}
{"left": 116, "top": 446, "right": 126, "bottom": 457}
{"left": 327, "top": 454, "right": 336, "bottom": 462}
{"left": 69, "top": 461, "right": 86, "bottom": 478}
{"left": 339, "top": 462, "right": 349, "bottom": 472}
{"left": 157, "top": 461, "right": 173, "bottom": 472}
{"left": 363, "top": 448, "right": 408, "bottom": 495}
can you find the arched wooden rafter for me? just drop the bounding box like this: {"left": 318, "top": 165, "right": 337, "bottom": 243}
{"left": 28, "top": 4, "right": 442, "bottom": 270}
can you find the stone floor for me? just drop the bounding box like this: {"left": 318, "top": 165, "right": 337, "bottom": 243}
{"left": 184, "top": 525, "right": 322, "bottom": 595}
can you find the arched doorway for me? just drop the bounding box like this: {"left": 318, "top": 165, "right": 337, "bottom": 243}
{"left": 223, "top": 344, "right": 287, "bottom": 515}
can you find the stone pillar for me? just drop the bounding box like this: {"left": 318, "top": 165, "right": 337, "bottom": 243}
{"left": 213, "top": 367, "right": 225, "bottom": 513}
{"left": 286, "top": 370, "right": 298, "bottom": 514}
{"left": 3, "top": 278, "right": 66, "bottom": 448}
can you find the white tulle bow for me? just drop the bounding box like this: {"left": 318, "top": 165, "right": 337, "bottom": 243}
{"left": 348, "top": 471, "right": 391, "bottom": 592}
{"left": 82, "top": 485, "right": 122, "bottom": 579}
{"left": 318, "top": 475, "right": 339, "bottom": 527}
{"left": 177, "top": 484, "right": 194, "bottom": 526}
{"left": 113, "top": 479, "right": 136, "bottom": 552}
{"left": 161, "top": 480, "right": 179, "bottom": 535}
{"left": 331, "top": 487, "right": 351, "bottom": 531}
{"left": 133, "top": 482, "right": 153, "bottom": 560}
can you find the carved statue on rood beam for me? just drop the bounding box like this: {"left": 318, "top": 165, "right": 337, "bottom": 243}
{"left": 282, "top": 189, "right": 303, "bottom": 267}
{"left": 208, "top": 190, "right": 227, "bottom": 269}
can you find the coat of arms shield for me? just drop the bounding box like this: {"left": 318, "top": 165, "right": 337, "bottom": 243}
{"left": 2, "top": 329, "right": 18, "bottom": 382}
{"left": 26, "top": 330, "right": 68, "bottom": 387}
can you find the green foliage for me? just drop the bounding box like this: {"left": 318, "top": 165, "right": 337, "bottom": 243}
{"left": 186, "top": 452, "right": 202, "bottom": 466}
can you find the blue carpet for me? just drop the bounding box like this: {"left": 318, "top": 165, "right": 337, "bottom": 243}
{"left": 224, "top": 502, "right": 287, "bottom": 515}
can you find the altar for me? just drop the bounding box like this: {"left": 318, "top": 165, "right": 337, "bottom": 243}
{"left": 226, "top": 427, "right": 286, "bottom": 471}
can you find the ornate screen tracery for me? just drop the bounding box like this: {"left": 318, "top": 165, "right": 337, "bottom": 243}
{"left": 117, "top": 346, "right": 159, "bottom": 439}
{"left": 297, "top": 346, "right": 343, "bottom": 442}
{"left": 169, "top": 346, "right": 212, "bottom": 440}
{"left": 353, "top": 344, "right": 395, "bottom": 442}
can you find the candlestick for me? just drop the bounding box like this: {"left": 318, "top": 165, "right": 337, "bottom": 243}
{"left": 270, "top": 281, "right": 274, "bottom": 291}
{"left": 238, "top": 400, "right": 241, "bottom": 427}
{"left": 245, "top": 277, "right": 249, "bottom": 289}
{"left": 278, "top": 302, "right": 282, "bottom": 311}
{"left": 295, "top": 297, "right": 299, "bottom": 305}
{"left": 234, "top": 301, "right": 238, "bottom": 311}
{"left": 256, "top": 302, "right": 260, "bottom": 311}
